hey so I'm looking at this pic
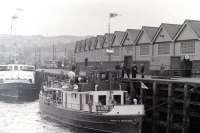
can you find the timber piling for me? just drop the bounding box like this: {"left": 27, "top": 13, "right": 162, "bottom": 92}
{"left": 122, "top": 78, "right": 200, "bottom": 133}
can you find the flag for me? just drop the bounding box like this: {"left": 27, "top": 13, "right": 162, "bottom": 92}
{"left": 109, "top": 13, "right": 119, "bottom": 18}
{"left": 140, "top": 81, "right": 149, "bottom": 90}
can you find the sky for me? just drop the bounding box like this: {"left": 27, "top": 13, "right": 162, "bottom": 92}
{"left": 0, "top": 0, "right": 200, "bottom": 36}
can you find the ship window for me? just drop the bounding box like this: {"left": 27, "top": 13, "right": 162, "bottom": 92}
{"left": 86, "top": 94, "right": 89, "bottom": 104}
{"left": 14, "top": 66, "right": 18, "bottom": 70}
{"left": 113, "top": 95, "right": 121, "bottom": 104}
{"left": 98, "top": 95, "right": 106, "bottom": 105}
{"left": 100, "top": 73, "right": 108, "bottom": 80}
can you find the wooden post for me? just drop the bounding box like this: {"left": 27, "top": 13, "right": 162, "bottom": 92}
{"left": 152, "top": 81, "right": 158, "bottom": 133}
{"left": 167, "top": 83, "right": 173, "bottom": 133}
{"left": 140, "top": 83, "right": 143, "bottom": 104}
{"left": 129, "top": 81, "right": 135, "bottom": 103}
{"left": 182, "top": 84, "right": 190, "bottom": 133}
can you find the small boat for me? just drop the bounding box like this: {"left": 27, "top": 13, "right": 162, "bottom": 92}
{"left": 0, "top": 64, "right": 39, "bottom": 101}
{"left": 39, "top": 70, "right": 145, "bottom": 133}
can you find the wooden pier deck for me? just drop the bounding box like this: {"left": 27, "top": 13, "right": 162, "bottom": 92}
{"left": 122, "top": 77, "right": 200, "bottom": 133}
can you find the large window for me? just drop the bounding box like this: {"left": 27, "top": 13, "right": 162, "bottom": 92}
{"left": 158, "top": 43, "right": 170, "bottom": 55}
{"left": 181, "top": 41, "right": 195, "bottom": 54}
{"left": 98, "top": 95, "right": 106, "bottom": 105}
{"left": 140, "top": 45, "right": 149, "bottom": 55}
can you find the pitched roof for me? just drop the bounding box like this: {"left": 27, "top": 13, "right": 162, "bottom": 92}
{"left": 122, "top": 29, "right": 140, "bottom": 46}
{"left": 96, "top": 35, "right": 105, "bottom": 49}
{"left": 153, "top": 23, "right": 181, "bottom": 42}
{"left": 90, "top": 37, "right": 97, "bottom": 50}
{"left": 78, "top": 41, "right": 82, "bottom": 52}
{"left": 85, "top": 38, "right": 92, "bottom": 51}
{"left": 175, "top": 19, "right": 200, "bottom": 40}
{"left": 144, "top": 26, "right": 159, "bottom": 41}
{"left": 162, "top": 23, "right": 181, "bottom": 39}
{"left": 112, "top": 31, "right": 126, "bottom": 47}
{"left": 75, "top": 41, "right": 81, "bottom": 53}
{"left": 136, "top": 26, "right": 158, "bottom": 44}
{"left": 103, "top": 33, "right": 115, "bottom": 48}
{"left": 80, "top": 40, "right": 86, "bottom": 52}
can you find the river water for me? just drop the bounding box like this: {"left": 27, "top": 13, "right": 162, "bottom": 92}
{"left": 0, "top": 100, "right": 76, "bottom": 133}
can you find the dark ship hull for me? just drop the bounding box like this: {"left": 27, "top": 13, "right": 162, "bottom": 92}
{"left": 0, "top": 83, "right": 39, "bottom": 101}
{"left": 39, "top": 100, "right": 143, "bottom": 133}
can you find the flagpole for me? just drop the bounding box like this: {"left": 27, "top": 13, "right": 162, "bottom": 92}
{"left": 107, "top": 13, "right": 119, "bottom": 104}
{"left": 108, "top": 14, "right": 111, "bottom": 49}
{"left": 108, "top": 13, "right": 112, "bottom": 104}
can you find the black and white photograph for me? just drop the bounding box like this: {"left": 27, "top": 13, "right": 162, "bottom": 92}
{"left": 0, "top": 0, "right": 199, "bottom": 133}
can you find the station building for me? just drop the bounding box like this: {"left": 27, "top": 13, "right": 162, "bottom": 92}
{"left": 74, "top": 19, "right": 200, "bottom": 76}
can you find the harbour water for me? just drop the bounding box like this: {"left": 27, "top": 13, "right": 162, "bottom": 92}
{"left": 0, "top": 100, "right": 86, "bottom": 133}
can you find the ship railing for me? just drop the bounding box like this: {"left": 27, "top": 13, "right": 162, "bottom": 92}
{"left": 41, "top": 95, "right": 61, "bottom": 105}
{"left": 96, "top": 105, "right": 114, "bottom": 113}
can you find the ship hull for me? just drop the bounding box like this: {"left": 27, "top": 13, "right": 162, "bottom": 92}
{"left": 39, "top": 100, "right": 143, "bottom": 133}
{"left": 0, "top": 83, "right": 39, "bottom": 101}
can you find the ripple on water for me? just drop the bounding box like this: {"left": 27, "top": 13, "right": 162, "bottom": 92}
{"left": 0, "top": 100, "right": 71, "bottom": 133}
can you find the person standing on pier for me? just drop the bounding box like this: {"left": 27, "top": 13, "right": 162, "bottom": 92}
{"left": 140, "top": 64, "right": 145, "bottom": 78}
{"left": 121, "top": 63, "right": 125, "bottom": 78}
{"left": 131, "top": 64, "right": 137, "bottom": 78}
{"left": 126, "top": 66, "right": 130, "bottom": 78}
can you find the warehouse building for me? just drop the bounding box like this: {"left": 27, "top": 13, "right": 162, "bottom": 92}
{"left": 75, "top": 19, "right": 200, "bottom": 77}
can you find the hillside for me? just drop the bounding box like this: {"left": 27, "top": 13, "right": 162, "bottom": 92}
{"left": 0, "top": 34, "right": 84, "bottom": 64}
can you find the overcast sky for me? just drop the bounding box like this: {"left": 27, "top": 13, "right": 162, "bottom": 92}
{"left": 0, "top": 0, "right": 200, "bottom": 36}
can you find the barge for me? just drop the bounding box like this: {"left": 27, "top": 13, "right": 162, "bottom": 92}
{"left": 39, "top": 70, "right": 145, "bottom": 133}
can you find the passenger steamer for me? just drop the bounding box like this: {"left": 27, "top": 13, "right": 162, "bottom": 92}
{"left": 0, "top": 64, "right": 38, "bottom": 101}
{"left": 39, "top": 70, "right": 145, "bottom": 133}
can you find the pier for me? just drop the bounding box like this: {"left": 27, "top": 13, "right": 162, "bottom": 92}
{"left": 122, "top": 77, "right": 200, "bottom": 133}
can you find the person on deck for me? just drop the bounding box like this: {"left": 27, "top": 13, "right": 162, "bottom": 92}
{"left": 160, "top": 64, "right": 165, "bottom": 76}
{"left": 140, "top": 64, "right": 145, "bottom": 78}
{"left": 68, "top": 65, "right": 76, "bottom": 84}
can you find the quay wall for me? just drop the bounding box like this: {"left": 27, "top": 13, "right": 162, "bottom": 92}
{"left": 122, "top": 78, "right": 200, "bottom": 133}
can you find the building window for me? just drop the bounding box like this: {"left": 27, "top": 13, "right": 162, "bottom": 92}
{"left": 114, "top": 47, "right": 120, "bottom": 56}
{"left": 158, "top": 43, "right": 170, "bottom": 55}
{"left": 140, "top": 45, "right": 149, "bottom": 55}
{"left": 181, "top": 41, "right": 195, "bottom": 54}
